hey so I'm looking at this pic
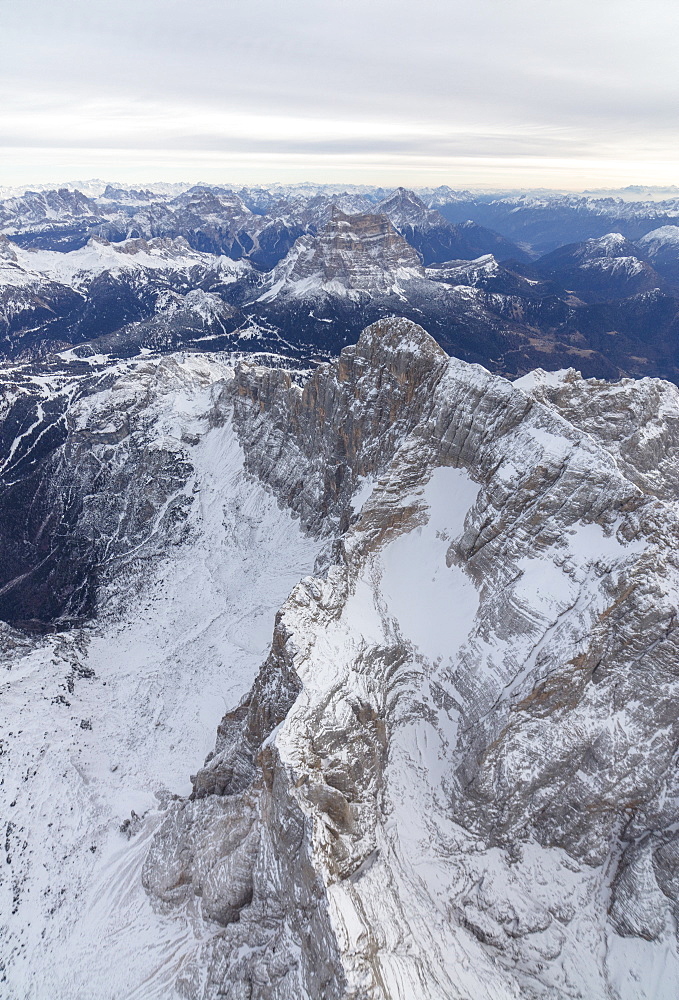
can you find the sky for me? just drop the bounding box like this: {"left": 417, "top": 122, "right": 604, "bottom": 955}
{"left": 0, "top": 0, "right": 677, "bottom": 191}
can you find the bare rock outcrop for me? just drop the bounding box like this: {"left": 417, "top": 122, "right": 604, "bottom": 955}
{"left": 144, "top": 318, "right": 679, "bottom": 998}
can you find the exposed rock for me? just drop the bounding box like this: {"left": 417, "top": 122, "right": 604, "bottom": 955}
{"left": 260, "top": 210, "right": 425, "bottom": 299}
{"left": 4, "top": 316, "right": 679, "bottom": 997}
{"left": 143, "top": 318, "right": 679, "bottom": 998}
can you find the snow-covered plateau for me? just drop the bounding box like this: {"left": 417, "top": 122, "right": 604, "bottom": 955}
{"left": 3, "top": 317, "right": 679, "bottom": 999}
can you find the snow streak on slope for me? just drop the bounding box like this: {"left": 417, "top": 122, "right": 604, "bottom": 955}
{"left": 0, "top": 363, "right": 321, "bottom": 1000}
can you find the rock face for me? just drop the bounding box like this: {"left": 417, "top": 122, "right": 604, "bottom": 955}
{"left": 261, "top": 210, "right": 425, "bottom": 299}
{"left": 375, "top": 188, "right": 529, "bottom": 265}
{"left": 4, "top": 317, "right": 679, "bottom": 998}
{"left": 140, "top": 318, "right": 679, "bottom": 999}
{"left": 0, "top": 185, "right": 305, "bottom": 267}
{"left": 0, "top": 350, "right": 324, "bottom": 998}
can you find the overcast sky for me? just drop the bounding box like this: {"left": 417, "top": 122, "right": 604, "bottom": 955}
{"left": 1, "top": 0, "right": 677, "bottom": 190}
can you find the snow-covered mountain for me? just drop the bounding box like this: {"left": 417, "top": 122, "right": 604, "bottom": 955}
{"left": 430, "top": 191, "right": 679, "bottom": 256}
{"left": 3, "top": 233, "right": 249, "bottom": 286}
{"left": 534, "top": 233, "right": 665, "bottom": 302}
{"left": 260, "top": 209, "right": 425, "bottom": 300}
{"left": 3, "top": 317, "right": 679, "bottom": 998}
{"left": 637, "top": 226, "right": 679, "bottom": 284}
{"left": 0, "top": 185, "right": 305, "bottom": 268}
{"left": 638, "top": 225, "right": 679, "bottom": 259}
{"left": 2, "top": 184, "right": 679, "bottom": 383}
{"left": 375, "top": 188, "right": 529, "bottom": 265}
{"left": 0, "top": 234, "right": 256, "bottom": 359}
{"left": 4, "top": 182, "right": 679, "bottom": 1000}
{"left": 5, "top": 182, "right": 679, "bottom": 263}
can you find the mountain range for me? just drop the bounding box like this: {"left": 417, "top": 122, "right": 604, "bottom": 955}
{"left": 4, "top": 180, "right": 679, "bottom": 998}
{"left": 2, "top": 184, "right": 679, "bottom": 382}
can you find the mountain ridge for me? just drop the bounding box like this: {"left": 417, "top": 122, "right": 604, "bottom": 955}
{"left": 3, "top": 318, "right": 679, "bottom": 997}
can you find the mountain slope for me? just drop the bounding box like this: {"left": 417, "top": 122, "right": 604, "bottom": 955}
{"left": 0, "top": 236, "right": 253, "bottom": 358}
{"left": 260, "top": 208, "right": 424, "bottom": 298}
{"left": 534, "top": 233, "right": 665, "bottom": 301}
{"left": 375, "top": 187, "right": 529, "bottom": 265}
{"left": 143, "top": 319, "right": 679, "bottom": 999}
{"left": 4, "top": 319, "right": 679, "bottom": 997}
{"left": 638, "top": 226, "right": 679, "bottom": 285}
{"left": 431, "top": 191, "right": 679, "bottom": 255}
{"left": 0, "top": 352, "right": 323, "bottom": 997}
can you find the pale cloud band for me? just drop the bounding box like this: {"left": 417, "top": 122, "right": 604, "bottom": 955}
{"left": 1, "top": 0, "right": 677, "bottom": 189}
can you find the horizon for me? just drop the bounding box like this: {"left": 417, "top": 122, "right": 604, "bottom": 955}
{"left": 3, "top": 178, "right": 679, "bottom": 203}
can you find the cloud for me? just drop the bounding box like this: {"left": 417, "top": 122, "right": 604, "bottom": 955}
{"left": 0, "top": 0, "right": 677, "bottom": 187}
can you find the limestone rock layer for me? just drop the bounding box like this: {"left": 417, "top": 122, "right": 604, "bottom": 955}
{"left": 148, "top": 318, "right": 679, "bottom": 999}
{"left": 3, "top": 317, "right": 679, "bottom": 999}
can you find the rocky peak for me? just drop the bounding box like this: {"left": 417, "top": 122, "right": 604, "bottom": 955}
{"left": 295, "top": 192, "right": 374, "bottom": 228}
{"left": 6, "top": 318, "right": 679, "bottom": 997}
{"left": 230, "top": 318, "right": 447, "bottom": 531}
{"left": 113, "top": 234, "right": 196, "bottom": 258}
{"left": 534, "top": 231, "right": 663, "bottom": 300}
{"left": 262, "top": 211, "right": 425, "bottom": 298}
{"left": 0, "top": 187, "right": 99, "bottom": 226}
{"left": 538, "top": 231, "right": 642, "bottom": 269}
{"left": 171, "top": 186, "right": 252, "bottom": 219}
{"left": 101, "top": 184, "right": 157, "bottom": 203}
{"left": 142, "top": 316, "right": 679, "bottom": 997}
{"left": 575, "top": 231, "right": 641, "bottom": 260}
{"left": 375, "top": 185, "right": 447, "bottom": 229}
{"left": 639, "top": 225, "right": 679, "bottom": 251}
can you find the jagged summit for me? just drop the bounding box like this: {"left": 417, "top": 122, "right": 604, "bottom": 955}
{"left": 373, "top": 188, "right": 530, "bottom": 265}
{"left": 351, "top": 314, "right": 447, "bottom": 364}
{"left": 572, "top": 231, "right": 641, "bottom": 260}
{"left": 535, "top": 231, "right": 664, "bottom": 301}
{"left": 638, "top": 226, "right": 679, "bottom": 283}
{"left": 375, "top": 185, "right": 446, "bottom": 228}
{"left": 171, "top": 185, "right": 253, "bottom": 220}
{"left": 146, "top": 317, "right": 679, "bottom": 998}
{"left": 640, "top": 224, "right": 679, "bottom": 253}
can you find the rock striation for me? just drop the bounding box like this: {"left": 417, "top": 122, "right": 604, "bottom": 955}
{"left": 260, "top": 210, "right": 425, "bottom": 300}
{"left": 4, "top": 317, "right": 679, "bottom": 998}
{"left": 142, "top": 317, "right": 679, "bottom": 999}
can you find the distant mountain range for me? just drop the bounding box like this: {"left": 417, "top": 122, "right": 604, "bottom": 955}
{"left": 2, "top": 183, "right": 679, "bottom": 381}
